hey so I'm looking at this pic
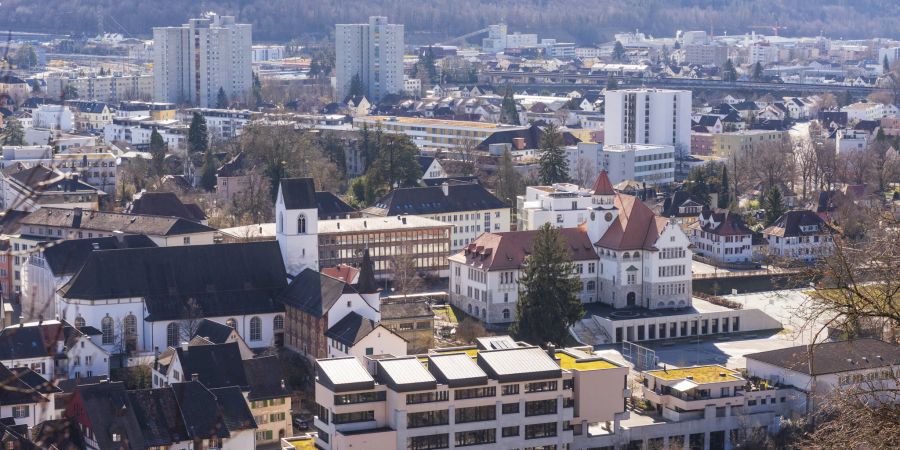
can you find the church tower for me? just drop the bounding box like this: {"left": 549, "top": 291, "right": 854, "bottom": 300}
{"left": 586, "top": 170, "right": 619, "bottom": 244}
{"left": 275, "top": 178, "right": 319, "bottom": 276}
{"left": 356, "top": 248, "right": 381, "bottom": 313}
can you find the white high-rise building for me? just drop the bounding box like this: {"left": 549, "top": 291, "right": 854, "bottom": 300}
{"left": 604, "top": 89, "right": 692, "bottom": 155}
{"left": 153, "top": 12, "right": 252, "bottom": 107}
{"left": 335, "top": 16, "right": 404, "bottom": 102}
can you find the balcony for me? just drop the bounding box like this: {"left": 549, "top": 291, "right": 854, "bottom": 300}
{"left": 643, "top": 388, "right": 744, "bottom": 412}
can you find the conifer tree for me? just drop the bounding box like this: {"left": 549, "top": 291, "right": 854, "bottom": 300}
{"left": 199, "top": 149, "right": 218, "bottom": 192}
{"left": 763, "top": 186, "right": 786, "bottom": 226}
{"left": 149, "top": 128, "right": 167, "bottom": 176}
{"left": 511, "top": 223, "right": 583, "bottom": 345}
{"left": 499, "top": 86, "right": 520, "bottom": 125}
{"left": 719, "top": 165, "right": 730, "bottom": 209}
{"left": 216, "top": 87, "right": 229, "bottom": 109}
{"left": 538, "top": 123, "right": 569, "bottom": 184}
{"left": 187, "top": 112, "right": 209, "bottom": 154}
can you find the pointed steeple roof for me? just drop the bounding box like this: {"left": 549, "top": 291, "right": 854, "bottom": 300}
{"left": 356, "top": 248, "right": 379, "bottom": 294}
{"left": 592, "top": 170, "right": 615, "bottom": 196}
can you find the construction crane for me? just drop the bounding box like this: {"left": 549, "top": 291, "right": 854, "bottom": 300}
{"left": 750, "top": 24, "right": 787, "bottom": 36}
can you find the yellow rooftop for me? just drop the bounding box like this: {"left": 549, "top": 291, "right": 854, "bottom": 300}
{"left": 285, "top": 437, "right": 316, "bottom": 450}
{"left": 555, "top": 351, "right": 619, "bottom": 371}
{"left": 644, "top": 365, "right": 742, "bottom": 384}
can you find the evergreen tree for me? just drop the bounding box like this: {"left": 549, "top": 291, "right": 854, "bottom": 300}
{"left": 421, "top": 46, "right": 437, "bottom": 83}
{"left": 62, "top": 84, "right": 78, "bottom": 99}
{"left": 612, "top": 41, "right": 626, "bottom": 61}
{"left": 538, "top": 123, "right": 569, "bottom": 184}
{"left": 884, "top": 55, "right": 891, "bottom": 73}
{"left": 347, "top": 74, "right": 365, "bottom": 101}
{"left": 499, "top": 85, "right": 520, "bottom": 125}
{"left": 149, "top": 128, "right": 167, "bottom": 176}
{"left": 252, "top": 72, "right": 263, "bottom": 106}
{"left": 216, "top": 87, "right": 229, "bottom": 109}
{"left": 511, "top": 223, "right": 583, "bottom": 345}
{"left": 187, "top": 112, "right": 209, "bottom": 154}
{"left": 199, "top": 149, "right": 218, "bottom": 191}
{"left": 365, "top": 133, "right": 422, "bottom": 196}
{"left": 763, "top": 187, "right": 786, "bottom": 226}
{"left": 14, "top": 44, "right": 37, "bottom": 69}
{"left": 722, "top": 59, "right": 738, "bottom": 82}
{"left": 719, "top": 165, "right": 730, "bottom": 209}
{"left": 2, "top": 117, "right": 25, "bottom": 146}
{"left": 752, "top": 62, "right": 764, "bottom": 81}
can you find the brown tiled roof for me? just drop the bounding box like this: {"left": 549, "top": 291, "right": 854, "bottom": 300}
{"left": 690, "top": 209, "right": 753, "bottom": 236}
{"left": 591, "top": 170, "right": 615, "bottom": 196}
{"left": 321, "top": 264, "right": 360, "bottom": 283}
{"left": 595, "top": 195, "right": 669, "bottom": 251}
{"left": 449, "top": 228, "right": 598, "bottom": 271}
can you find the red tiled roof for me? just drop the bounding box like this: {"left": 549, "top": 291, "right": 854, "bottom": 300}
{"left": 591, "top": 171, "right": 615, "bottom": 196}
{"left": 595, "top": 195, "right": 669, "bottom": 251}
{"left": 322, "top": 264, "right": 360, "bottom": 284}
{"left": 449, "top": 228, "right": 598, "bottom": 271}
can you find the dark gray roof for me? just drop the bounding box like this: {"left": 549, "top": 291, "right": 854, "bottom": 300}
{"left": 0, "top": 363, "right": 55, "bottom": 406}
{"left": 171, "top": 381, "right": 231, "bottom": 440}
{"left": 325, "top": 311, "right": 376, "bottom": 347}
{"left": 3, "top": 164, "right": 100, "bottom": 193}
{"left": 74, "top": 381, "right": 147, "bottom": 449}
{"left": 126, "top": 192, "right": 207, "bottom": 222}
{"left": 315, "top": 191, "right": 357, "bottom": 219}
{"left": 355, "top": 248, "right": 378, "bottom": 295}
{"left": 175, "top": 342, "right": 248, "bottom": 389}
{"left": 243, "top": 356, "right": 291, "bottom": 401}
{"left": 216, "top": 152, "right": 246, "bottom": 177}
{"left": 207, "top": 386, "right": 257, "bottom": 432}
{"left": 428, "top": 353, "right": 488, "bottom": 388}
{"left": 278, "top": 269, "right": 357, "bottom": 317}
{"left": 41, "top": 235, "right": 157, "bottom": 276}
{"left": 477, "top": 347, "right": 562, "bottom": 382}
{"left": 376, "top": 357, "right": 437, "bottom": 392}
{"left": 746, "top": 339, "right": 900, "bottom": 376}
{"left": 279, "top": 178, "right": 317, "bottom": 210}
{"left": 365, "top": 182, "right": 507, "bottom": 216}
{"left": 192, "top": 319, "right": 235, "bottom": 344}
{"left": 762, "top": 209, "right": 830, "bottom": 238}
{"left": 417, "top": 156, "right": 435, "bottom": 173}
{"left": 60, "top": 242, "right": 287, "bottom": 321}
{"left": 20, "top": 207, "right": 216, "bottom": 237}
{"left": 0, "top": 321, "right": 85, "bottom": 360}
{"left": 126, "top": 388, "right": 190, "bottom": 446}
{"left": 316, "top": 357, "right": 375, "bottom": 392}
{"left": 64, "top": 100, "right": 109, "bottom": 114}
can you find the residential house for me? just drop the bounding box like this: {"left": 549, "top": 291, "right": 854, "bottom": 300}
{"left": 216, "top": 151, "right": 251, "bottom": 203}
{"left": 689, "top": 209, "right": 754, "bottom": 264}
{"left": 762, "top": 210, "right": 834, "bottom": 262}
{"left": 63, "top": 101, "right": 113, "bottom": 132}
{"left": 324, "top": 312, "right": 407, "bottom": 360}
{"left": 0, "top": 164, "right": 106, "bottom": 213}
{"left": 125, "top": 191, "right": 207, "bottom": 224}
{"left": 151, "top": 342, "right": 291, "bottom": 445}
{"left": 0, "top": 320, "right": 110, "bottom": 381}
{"left": 0, "top": 362, "right": 59, "bottom": 430}
{"left": 66, "top": 380, "right": 256, "bottom": 450}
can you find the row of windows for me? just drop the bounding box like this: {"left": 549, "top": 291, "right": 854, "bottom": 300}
{"left": 658, "top": 265, "right": 686, "bottom": 277}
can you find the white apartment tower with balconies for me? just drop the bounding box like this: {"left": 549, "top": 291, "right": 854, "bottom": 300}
{"left": 335, "top": 16, "right": 404, "bottom": 102}
{"left": 153, "top": 12, "right": 252, "bottom": 107}
{"left": 604, "top": 89, "right": 693, "bottom": 155}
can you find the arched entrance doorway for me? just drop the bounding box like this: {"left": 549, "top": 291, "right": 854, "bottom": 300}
{"left": 627, "top": 292, "right": 636, "bottom": 307}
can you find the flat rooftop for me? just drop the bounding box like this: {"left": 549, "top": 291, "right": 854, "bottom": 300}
{"left": 319, "top": 216, "right": 450, "bottom": 233}
{"left": 644, "top": 365, "right": 742, "bottom": 384}
{"left": 586, "top": 298, "right": 733, "bottom": 321}
{"left": 555, "top": 351, "right": 620, "bottom": 371}
{"left": 358, "top": 115, "right": 527, "bottom": 130}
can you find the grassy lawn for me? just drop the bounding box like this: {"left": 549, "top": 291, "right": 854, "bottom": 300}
{"left": 432, "top": 305, "right": 459, "bottom": 324}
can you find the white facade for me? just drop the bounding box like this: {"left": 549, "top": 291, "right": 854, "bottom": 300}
{"left": 835, "top": 128, "right": 869, "bottom": 154}
{"left": 251, "top": 45, "right": 286, "bottom": 62}
{"left": 762, "top": 230, "right": 833, "bottom": 262}
{"left": 604, "top": 89, "right": 692, "bottom": 155}
{"left": 103, "top": 117, "right": 187, "bottom": 149}
{"left": 153, "top": 13, "right": 252, "bottom": 107}
{"left": 181, "top": 108, "right": 253, "bottom": 139}
{"left": 32, "top": 105, "right": 75, "bottom": 132}
{"left": 516, "top": 183, "right": 594, "bottom": 231}
{"left": 600, "top": 144, "right": 675, "bottom": 185}
{"left": 335, "top": 16, "right": 404, "bottom": 101}
{"left": 841, "top": 101, "right": 892, "bottom": 121}
{"left": 689, "top": 215, "right": 753, "bottom": 264}
{"left": 326, "top": 325, "right": 407, "bottom": 360}
{"left": 275, "top": 185, "right": 319, "bottom": 277}
{"left": 0, "top": 321, "right": 110, "bottom": 382}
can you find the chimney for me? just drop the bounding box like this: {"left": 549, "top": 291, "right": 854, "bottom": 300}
{"left": 512, "top": 137, "right": 526, "bottom": 150}
{"left": 401, "top": 217, "right": 407, "bottom": 225}
{"left": 191, "top": 373, "right": 199, "bottom": 382}
{"left": 91, "top": 242, "right": 100, "bottom": 250}
{"left": 546, "top": 342, "right": 556, "bottom": 361}
{"left": 181, "top": 341, "right": 189, "bottom": 352}
{"left": 441, "top": 182, "right": 449, "bottom": 197}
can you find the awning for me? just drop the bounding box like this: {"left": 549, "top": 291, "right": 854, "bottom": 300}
{"left": 671, "top": 379, "right": 699, "bottom": 392}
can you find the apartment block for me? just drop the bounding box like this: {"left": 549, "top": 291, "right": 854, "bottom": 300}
{"left": 600, "top": 144, "right": 675, "bottom": 185}
{"left": 45, "top": 72, "right": 153, "bottom": 103}
{"left": 153, "top": 12, "right": 252, "bottom": 106}
{"left": 712, "top": 130, "right": 788, "bottom": 157}
{"left": 604, "top": 89, "right": 692, "bottom": 155}
{"left": 313, "top": 337, "right": 628, "bottom": 450}
{"left": 353, "top": 116, "right": 528, "bottom": 151}
{"left": 335, "top": 16, "right": 404, "bottom": 101}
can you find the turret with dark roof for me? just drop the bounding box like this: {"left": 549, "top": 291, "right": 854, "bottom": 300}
{"left": 356, "top": 248, "right": 379, "bottom": 295}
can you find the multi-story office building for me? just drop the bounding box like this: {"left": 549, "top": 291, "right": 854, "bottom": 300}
{"left": 361, "top": 182, "right": 510, "bottom": 252}
{"left": 600, "top": 144, "right": 676, "bottom": 185}
{"left": 683, "top": 43, "right": 729, "bottom": 66}
{"left": 335, "top": 16, "right": 404, "bottom": 102}
{"left": 313, "top": 337, "right": 629, "bottom": 450}
{"left": 153, "top": 12, "right": 252, "bottom": 107}
{"left": 353, "top": 116, "right": 528, "bottom": 151}
{"left": 318, "top": 215, "right": 452, "bottom": 280}
{"left": 251, "top": 45, "right": 286, "bottom": 62}
{"left": 712, "top": 130, "right": 788, "bottom": 157}
{"left": 604, "top": 89, "right": 692, "bottom": 155}
{"left": 44, "top": 72, "right": 153, "bottom": 103}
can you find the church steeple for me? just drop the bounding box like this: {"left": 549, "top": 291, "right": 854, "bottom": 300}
{"left": 591, "top": 170, "right": 616, "bottom": 207}
{"left": 356, "top": 248, "right": 378, "bottom": 294}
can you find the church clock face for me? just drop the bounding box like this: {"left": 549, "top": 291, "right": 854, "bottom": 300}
{"left": 605, "top": 212, "right": 613, "bottom": 222}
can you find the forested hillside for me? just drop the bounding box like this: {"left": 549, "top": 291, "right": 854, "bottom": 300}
{"left": 2, "top": 0, "right": 898, "bottom": 43}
